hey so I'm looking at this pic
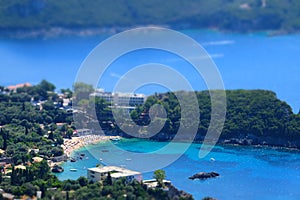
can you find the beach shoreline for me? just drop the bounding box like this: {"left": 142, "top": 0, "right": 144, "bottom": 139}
{"left": 61, "top": 134, "right": 121, "bottom": 157}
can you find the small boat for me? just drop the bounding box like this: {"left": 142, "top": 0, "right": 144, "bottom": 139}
{"left": 210, "top": 158, "right": 216, "bottom": 162}
{"left": 126, "top": 158, "right": 132, "bottom": 161}
{"left": 110, "top": 138, "right": 120, "bottom": 142}
{"left": 99, "top": 158, "right": 103, "bottom": 161}
{"left": 70, "top": 158, "right": 76, "bottom": 162}
{"left": 70, "top": 168, "right": 77, "bottom": 172}
{"left": 80, "top": 153, "right": 85, "bottom": 156}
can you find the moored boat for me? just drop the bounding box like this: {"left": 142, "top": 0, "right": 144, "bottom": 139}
{"left": 110, "top": 137, "right": 120, "bottom": 142}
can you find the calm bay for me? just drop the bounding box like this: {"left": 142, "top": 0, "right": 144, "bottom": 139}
{"left": 1, "top": 29, "right": 300, "bottom": 199}
{"left": 55, "top": 139, "right": 300, "bottom": 200}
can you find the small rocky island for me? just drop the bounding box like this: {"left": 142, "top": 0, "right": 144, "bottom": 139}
{"left": 51, "top": 165, "right": 64, "bottom": 173}
{"left": 189, "top": 172, "right": 220, "bottom": 180}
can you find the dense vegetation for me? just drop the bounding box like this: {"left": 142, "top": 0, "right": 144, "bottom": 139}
{"left": 1, "top": 0, "right": 300, "bottom": 36}
{"left": 5, "top": 81, "right": 294, "bottom": 151}
{"left": 1, "top": 80, "right": 300, "bottom": 198}
{"left": 0, "top": 80, "right": 74, "bottom": 164}
{"left": 0, "top": 81, "right": 191, "bottom": 199}
{"left": 0, "top": 80, "right": 300, "bottom": 199}
{"left": 1, "top": 165, "right": 182, "bottom": 199}
{"left": 145, "top": 90, "right": 300, "bottom": 147}
{"left": 87, "top": 89, "right": 300, "bottom": 148}
{"left": 149, "top": 90, "right": 299, "bottom": 147}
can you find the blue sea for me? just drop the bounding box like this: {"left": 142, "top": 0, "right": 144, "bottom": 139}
{"left": 1, "top": 29, "right": 300, "bottom": 199}
{"left": 55, "top": 139, "right": 300, "bottom": 200}
{"left": 1, "top": 29, "right": 300, "bottom": 112}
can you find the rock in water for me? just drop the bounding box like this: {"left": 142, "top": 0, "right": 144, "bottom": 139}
{"left": 51, "top": 165, "right": 64, "bottom": 173}
{"left": 189, "top": 172, "right": 220, "bottom": 180}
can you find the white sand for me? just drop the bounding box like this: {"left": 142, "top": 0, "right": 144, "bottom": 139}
{"left": 61, "top": 135, "right": 121, "bottom": 157}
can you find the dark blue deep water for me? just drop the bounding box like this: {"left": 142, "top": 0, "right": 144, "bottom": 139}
{"left": 1, "top": 30, "right": 300, "bottom": 112}
{"left": 1, "top": 30, "right": 300, "bottom": 199}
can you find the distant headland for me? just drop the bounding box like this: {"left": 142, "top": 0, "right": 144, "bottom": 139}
{"left": 1, "top": 0, "right": 300, "bottom": 38}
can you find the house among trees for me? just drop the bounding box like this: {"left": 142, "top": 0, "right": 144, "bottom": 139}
{"left": 6, "top": 82, "right": 31, "bottom": 93}
{"left": 32, "top": 156, "right": 43, "bottom": 163}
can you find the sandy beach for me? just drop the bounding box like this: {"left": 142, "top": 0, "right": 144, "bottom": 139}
{"left": 61, "top": 135, "right": 121, "bottom": 157}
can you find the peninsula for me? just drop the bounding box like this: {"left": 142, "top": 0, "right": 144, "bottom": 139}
{"left": 1, "top": 0, "right": 300, "bottom": 38}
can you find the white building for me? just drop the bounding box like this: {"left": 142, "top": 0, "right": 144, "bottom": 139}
{"left": 87, "top": 166, "right": 142, "bottom": 183}
{"left": 90, "top": 89, "right": 145, "bottom": 107}
{"left": 143, "top": 179, "right": 171, "bottom": 189}
{"left": 90, "top": 88, "right": 114, "bottom": 103}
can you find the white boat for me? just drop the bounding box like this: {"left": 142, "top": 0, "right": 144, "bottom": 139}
{"left": 70, "top": 168, "right": 77, "bottom": 172}
{"left": 110, "top": 138, "right": 120, "bottom": 141}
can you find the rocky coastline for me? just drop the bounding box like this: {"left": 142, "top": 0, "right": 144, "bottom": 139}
{"left": 114, "top": 130, "right": 300, "bottom": 151}
{"left": 0, "top": 26, "right": 297, "bottom": 39}
{"left": 0, "top": 27, "right": 117, "bottom": 39}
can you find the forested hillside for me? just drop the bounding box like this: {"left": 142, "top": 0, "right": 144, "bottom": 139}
{"left": 84, "top": 88, "right": 300, "bottom": 148}
{"left": 1, "top": 0, "right": 300, "bottom": 34}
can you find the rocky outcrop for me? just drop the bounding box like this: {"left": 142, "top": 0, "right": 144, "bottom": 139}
{"left": 220, "top": 136, "right": 300, "bottom": 149}
{"left": 189, "top": 172, "right": 219, "bottom": 180}
{"left": 51, "top": 154, "right": 68, "bottom": 162}
{"left": 51, "top": 165, "right": 64, "bottom": 173}
{"left": 117, "top": 130, "right": 300, "bottom": 150}
{"left": 167, "top": 183, "right": 194, "bottom": 200}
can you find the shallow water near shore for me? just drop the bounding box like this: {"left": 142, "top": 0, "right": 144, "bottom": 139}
{"left": 55, "top": 138, "right": 300, "bottom": 200}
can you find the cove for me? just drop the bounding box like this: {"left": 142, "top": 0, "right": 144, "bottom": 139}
{"left": 55, "top": 138, "right": 300, "bottom": 200}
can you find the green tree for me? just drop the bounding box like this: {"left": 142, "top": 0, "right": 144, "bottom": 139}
{"left": 153, "top": 169, "right": 166, "bottom": 188}
{"left": 78, "top": 176, "right": 88, "bottom": 187}
{"left": 39, "top": 80, "right": 56, "bottom": 92}
{"left": 66, "top": 128, "right": 73, "bottom": 139}
{"left": 104, "top": 172, "right": 112, "bottom": 186}
{"left": 33, "top": 160, "right": 50, "bottom": 180}
{"left": 73, "top": 82, "right": 94, "bottom": 100}
{"left": 0, "top": 128, "right": 8, "bottom": 150}
{"left": 51, "top": 147, "right": 64, "bottom": 157}
{"left": 61, "top": 88, "right": 73, "bottom": 99}
{"left": 0, "top": 170, "right": 2, "bottom": 184}
{"left": 11, "top": 165, "right": 17, "bottom": 185}
{"left": 66, "top": 191, "right": 70, "bottom": 200}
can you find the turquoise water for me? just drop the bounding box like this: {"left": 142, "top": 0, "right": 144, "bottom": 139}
{"left": 2, "top": 30, "right": 300, "bottom": 198}
{"left": 1, "top": 30, "right": 300, "bottom": 112}
{"left": 55, "top": 139, "right": 300, "bottom": 200}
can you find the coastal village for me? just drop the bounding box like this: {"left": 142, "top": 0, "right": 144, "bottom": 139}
{"left": 1, "top": 78, "right": 299, "bottom": 199}
{"left": 2, "top": 0, "right": 300, "bottom": 199}
{"left": 0, "top": 82, "right": 193, "bottom": 199}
